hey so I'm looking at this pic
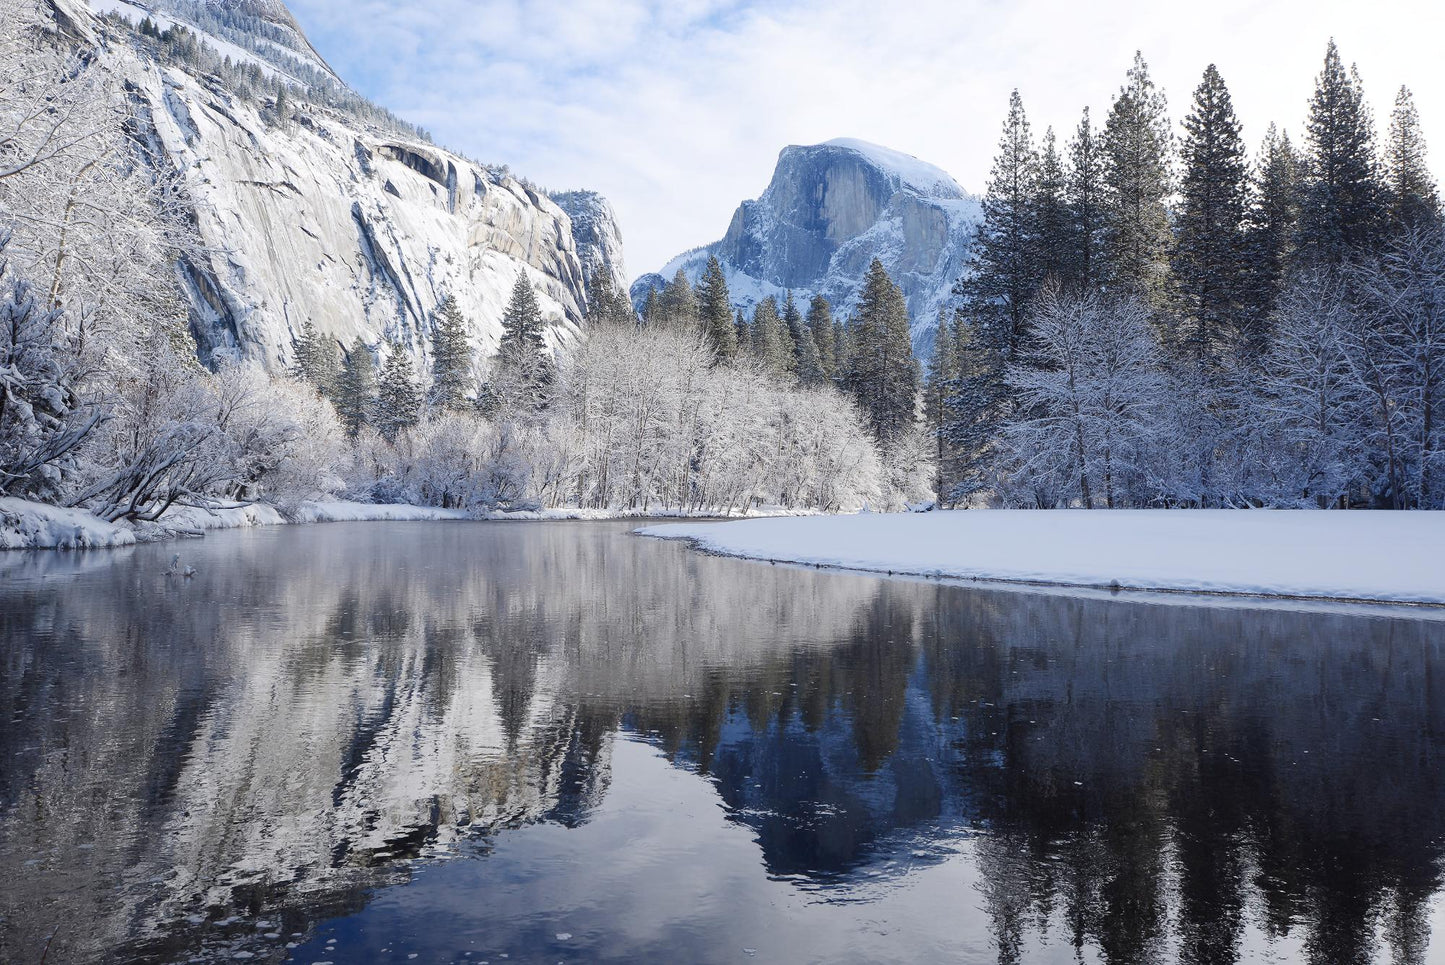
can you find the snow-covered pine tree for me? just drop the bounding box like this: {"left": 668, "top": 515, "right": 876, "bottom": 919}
{"left": 734, "top": 307, "right": 750, "bottom": 357}
{"left": 1067, "top": 107, "right": 1108, "bottom": 291}
{"left": 783, "top": 291, "right": 824, "bottom": 384}
{"left": 1298, "top": 40, "right": 1384, "bottom": 264}
{"left": 334, "top": 337, "right": 377, "bottom": 439}
{"left": 1173, "top": 64, "right": 1250, "bottom": 367}
{"left": 750, "top": 296, "right": 792, "bottom": 375}
{"left": 642, "top": 288, "right": 662, "bottom": 327}
{"left": 429, "top": 294, "right": 473, "bottom": 411}
{"left": 1102, "top": 51, "right": 1173, "bottom": 305}
{"left": 1032, "top": 127, "right": 1072, "bottom": 285}
{"left": 697, "top": 256, "right": 738, "bottom": 359}
{"left": 656, "top": 268, "right": 699, "bottom": 330}
{"left": 806, "top": 295, "right": 836, "bottom": 381}
{"left": 844, "top": 260, "right": 919, "bottom": 445}
{"left": 1385, "top": 86, "right": 1441, "bottom": 234}
{"left": 375, "top": 343, "right": 422, "bottom": 442}
{"left": 957, "top": 89, "right": 1040, "bottom": 362}
{"left": 1242, "top": 125, "right": 1303, "bottom": 355}
{"left": 497, "top": 272, "right": 555, "bottom": 412}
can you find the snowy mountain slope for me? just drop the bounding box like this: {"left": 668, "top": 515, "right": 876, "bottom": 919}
{"left": 72, "top": 0, "right": 625, "bottom": 370}
{"left": 633, "top": 139, "right": 981, "bottom": 355}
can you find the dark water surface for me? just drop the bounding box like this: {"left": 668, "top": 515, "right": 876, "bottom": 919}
{"left": 2, "top": 522, "right": 1444, "bottom": 964}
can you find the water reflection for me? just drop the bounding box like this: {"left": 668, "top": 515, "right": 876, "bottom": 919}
{"left": 1, "top": 522, "right": 1442, "bottom": 964}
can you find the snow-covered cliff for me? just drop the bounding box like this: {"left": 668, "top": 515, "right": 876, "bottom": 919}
{"left": 78, "top": 0, "right": 625, "bottom": 370}
{"left": 553, "top": 190, "right": 629, "bottom": 296}
{"left": 634, "top": 138, "right": 981, "bottom": 355}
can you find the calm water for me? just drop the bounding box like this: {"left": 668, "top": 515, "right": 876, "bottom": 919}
{"left": 2, "top": 522, "right": 1444, "bottom": 965}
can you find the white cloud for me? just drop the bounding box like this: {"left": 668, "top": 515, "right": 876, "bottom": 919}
{"left": 287, "top": 0, "right": 1445, "bottom": 279}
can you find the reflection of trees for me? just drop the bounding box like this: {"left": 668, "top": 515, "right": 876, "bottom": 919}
{"left": 3, "top": 524, "right": 1445, "bottom": 964}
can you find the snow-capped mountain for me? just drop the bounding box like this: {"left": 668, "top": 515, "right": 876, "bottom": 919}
{"left": 633, "top": 138, "right": 981, "bottom": 355}
{"left": 75, "top": 0, "right": 626, "bottom": 370}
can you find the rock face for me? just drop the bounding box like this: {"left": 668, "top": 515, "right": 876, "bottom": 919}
{"left": 552, "top": 190, "right": 628, "bottom": 296}
{"left": 81, "top": 0, "right": 623, "bottom": 371}
{"left": 633, "top": 138, "right": 980, "bottom": 356}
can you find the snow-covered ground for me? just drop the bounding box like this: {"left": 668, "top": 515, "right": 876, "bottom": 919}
{"left": 638, "top": 510, "right": 1445, "bottom": 605}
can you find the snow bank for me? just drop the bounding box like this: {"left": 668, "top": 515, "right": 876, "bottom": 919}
{"left": 155, "top": 503, "right": 287, "bottom": 532}
{"left": 0, "top": 497, "right": 136, "bottom": 550}
{"left": 639, "top": 510, "right": 1445, "bottom": 606}
{"left": 292, "top": 500, "right": 472, "bottom": 523}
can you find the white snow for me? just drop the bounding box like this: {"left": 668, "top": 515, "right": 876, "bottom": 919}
{"left": 292, "top": 500, "right": 471, "bottom": 523}
{"left": 638, "top": 510, "right": 1445, "bottom": 606}
{"left": 822, "top": 138, "right": 965, "bottom": 198}
{"left": 0, "top": 497, "right": 137, "bottom": 549}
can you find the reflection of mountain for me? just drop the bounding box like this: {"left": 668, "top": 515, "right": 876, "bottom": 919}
{"left": 2, "top": 524, "right": 1444, "bottom": 963}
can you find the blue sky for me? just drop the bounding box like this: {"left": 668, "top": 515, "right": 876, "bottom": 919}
{"left": 284, "top": 0, "right": 1444, "bottom": 280}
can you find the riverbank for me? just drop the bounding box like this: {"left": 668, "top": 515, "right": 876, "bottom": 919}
{"left": 0, "top": 496, "right": 813, "bottom": 550}
{"left": 638, "top": 510, "right": 1445, "bottom": 606}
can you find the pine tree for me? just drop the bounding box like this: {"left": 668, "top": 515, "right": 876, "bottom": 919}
{"left": 697, "top": 256, "right": 738, "bottom": 359}
{"left": 334, "top": 337, "right": 376, "bottom": 439}
{"left": 656, "top": 268, "right": 699, "bottom": 330}
{"left": 1173, "top": 64, "right": 1250, "bottom": 365}
{"left": 429, "top": 294, "right": 473, "bottom": 411}
{"left": 734, "top": 308, "right": 750, "bottom": 356}
{"left": 641, "top": 288, "right": 662, "bottom": 327}
{"left": 1243, "top": 125, "right": 1303, "bottom": 355}
{"left": 958, "top": 89, "right": 1040, "bottom": 361}
{"left": 497, "top": 273, "right": 554, "bottom": 411}
{"left": 783, "top": 291, "right": 824, "bottom": 384}
{"left": 1032, "top": 127, "right": 1071, "bottom": 284}
{"left": 843, "top": 260, "right": 919, "bottom": 445}
{"left": 291, "top": 320, "right": 339, "bottom": 396}
{"left": 375, "top": 343, "right": 422, "bottom": 442}
{"left": 1067, "top": 107, "right": 1108, "bottom": 291}
{"left": 1102, "top": 51, "right": 1173, "bottom": 303}
{"left": 807, "top": 295, "right": 837, "bottom": 380}
{"left": 1385, "top": 86, "right": 1441, "bottom": 233}
{"left": 1299, "top": 40, "right": 1384, "bottom": 263}
{"left": 585, "top": 272, "right": 636, "bottom": 327}
{"left": 750, "top": 296, "right": 792, "bottom": 375}
{"left": 924, "top": 307, "right": 962, "bottom": 502}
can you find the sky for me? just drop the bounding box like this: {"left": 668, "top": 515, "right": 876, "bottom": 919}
{"left": 284, "top": 0, "right": 1445, "bottom": 281}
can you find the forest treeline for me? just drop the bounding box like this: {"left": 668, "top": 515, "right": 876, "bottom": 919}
{"left": 930, "top": 45, "right": 1444, "bottom": 509}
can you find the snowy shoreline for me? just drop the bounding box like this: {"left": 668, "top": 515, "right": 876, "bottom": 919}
{"left": 638, "top": 510, "right": 1445, "bottom": 607}
{"left": 0, "top": 497, "right": 807, "bottom": 551}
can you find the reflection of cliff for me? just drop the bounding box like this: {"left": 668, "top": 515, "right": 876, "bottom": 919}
{"left": 2, "top": 525, "right": 1445, "bottom": 964}
{"left": 0, "top": 522, "right": 879, "bottom": 963}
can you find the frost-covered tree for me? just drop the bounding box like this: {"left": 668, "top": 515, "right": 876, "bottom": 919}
{"left": 333, "top": 338, "right": 376, "bottom": 439}
{"left": 1032, "top": 127, "right": 1071, "bottom": 284}
{"left": 291, "top": 320, "right": 340, "bottom": 397}
{"left": 1173, "top": 65, "right": 1250, "bottom": 366}
{"left": 1103, "top": 52, "right": 1173, "bottom": 303}
{"left": 697, "top": 256, "right": 737, "bottom": 360}
{"left": 0, "top": 232, "right": 103, "bottom": 500}
{"left": 375, "top": 344, "right": 422, "bottom": 442}
{"left": 428, "top": 294, "right": 473, "bottom": 412}
{"left": 585, "top": 271, "right": 636, "bottom": 328}
{"left": 999, "top": 287, "right": 1163, "bottom": 508}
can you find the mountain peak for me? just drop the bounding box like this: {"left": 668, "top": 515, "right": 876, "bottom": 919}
{"left": 813, "top": 138, "right": 965, "bottom": 199}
